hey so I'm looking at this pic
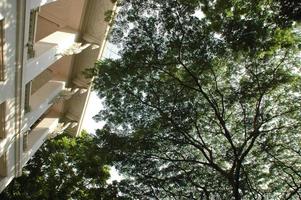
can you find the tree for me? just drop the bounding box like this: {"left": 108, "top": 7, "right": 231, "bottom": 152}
{"left": 86, "top": 0, "right": 301, "bottom": 199}
{"left": 0, "top": 131, "right": 119, "bottom": 200}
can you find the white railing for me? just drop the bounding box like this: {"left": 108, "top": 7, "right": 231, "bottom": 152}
{"left": 28, "top": 0, "right": 57, "bottom": 10}
{"left": 24, "top": 80, "right": 65, "bottom": 130}
{"left": 22, "top": 111, "right": 59, "bottom": 166}
{"left": 24, "top": 27, "right": 77, "bottom": 84}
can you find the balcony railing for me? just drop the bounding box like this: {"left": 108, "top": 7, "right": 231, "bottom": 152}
{"left": 28, "top": 0, "right": 57, "bottom": 11}
{"left": 22, "top": 110, "right": 59, "bottom": 166}
{"left": 24, "top": 27, "right": 77, "bottom": 83}
{"left": 24, "top": 80, "right": 65, "bottom": 130}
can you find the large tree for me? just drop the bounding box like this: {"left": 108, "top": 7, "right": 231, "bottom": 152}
{"left": 0, "top": 131, "right": 119, "bottom": 200}
{"left": 87, "top": 0, "right": 301, "bottom": 199}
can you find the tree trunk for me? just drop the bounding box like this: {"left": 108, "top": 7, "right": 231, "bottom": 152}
{"left": 228, "top": 175, "right": 241, "bottom": 200}
{"left": 233, "top": 188, "right": 241, "bottom": 200}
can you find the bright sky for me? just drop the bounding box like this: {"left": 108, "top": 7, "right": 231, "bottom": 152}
{"left": 82, "top": 42, "right": 122, "bottom": 182}
{"left": 82, "top": 91, "right": 105, "bottom": 134}
{"left": 82, "top": 42, "right": 119, "bottom": 134}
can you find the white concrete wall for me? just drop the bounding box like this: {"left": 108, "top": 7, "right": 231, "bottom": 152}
{"left": 23, "top": 80, "right": 65, "bottom": 131}
{"left": 24, "top": 28, "right": 77, "bottom": 84}
{"left": 22, "top": 113, "right": 59, "bottom": 166}
{"left": 0, "top": 0, "right": 115, "bottom": 192}
{"left": 28, "top": 0, "right": 57, "bottom": 10}
{"left": 0, "top": 0, "right": 17, "bottom": 103}
{"left": 0, "top": 0, "right": 20, "bottom": 191}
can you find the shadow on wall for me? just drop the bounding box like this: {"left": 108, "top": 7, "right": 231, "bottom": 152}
{"left": 0, "top": 0, "right": 17, "bottom": 104}
{"left": 0, "top": 0, "right": 19, "bottom": 141}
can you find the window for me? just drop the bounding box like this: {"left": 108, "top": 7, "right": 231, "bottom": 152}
{"left": 24, "top": 82, "right": 32, "bottom": 113}
{"left": 23, "top": 131, "right": 29, "bottom": 151}
{"left": 27, "top": 8, "right": 39, "bottom": 59}
{"left": 0, "top": 152, "right": 7, "bottom": 177}
{"left": 0, "top": 18, "right": 5, "bottom": 81}
{"left": 0, "top": 101, "right": 5, "bottom": 139}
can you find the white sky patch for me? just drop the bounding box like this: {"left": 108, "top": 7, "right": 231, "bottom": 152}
{"left": 193, "top": 9, "right": 205, "bottom": 20}
{"left": 107, "top": 166, "right": 123, "bottom": 184}
{"left": 82, "top": 91, "right": 105, "bottom": 134}
{"left": 214, "top": 33, "right": 222, "bottom": 39}
{"left": 103, "top": 42, "right": 120, "bottom": 59}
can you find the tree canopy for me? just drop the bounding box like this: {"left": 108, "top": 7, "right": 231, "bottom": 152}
{"left": 86, "top": 0, "right": 301, "bottom": 199}
{"left": 1, "top": 0, "right": 300, "bottom": 199}
{"left": 0, "top": 131, "right": 119, "bottom": 200}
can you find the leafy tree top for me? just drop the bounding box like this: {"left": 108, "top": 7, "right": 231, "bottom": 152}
{"left": 86, "top": 0, "right": 301, "bottom": 199}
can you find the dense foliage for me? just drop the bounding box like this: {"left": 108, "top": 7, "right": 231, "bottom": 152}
{"left": 0, "top": 131, "right": 118, "bottom": 200}
{"left": 1, "top": 0, "right": 300, "bottom": 199}
{"left": 86, "top": 0, "right": 301, "bottom": 199}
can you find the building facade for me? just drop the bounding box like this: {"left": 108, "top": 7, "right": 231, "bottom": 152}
{"left": 0, "top": 0, "right": 115, "bottom": 192}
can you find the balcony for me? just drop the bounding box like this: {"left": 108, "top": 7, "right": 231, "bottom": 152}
{"left": 24, "top": 27, "right": 77, "bottom": 83}
{"left": 22, "top": 110, "right": 60, "bottom": 166}
{"left": 24, "top": 79, "right": 65, "bottom": 130}
{"left": 0, "top": 152, "right": 7, "bottom": 178}
{"left": 28, "top": 0, "right": 58, "bottom": 10}
{"left": 0, "top": 151, "right": 10, "bottom": 192}
{"left": 24, "top": 0, "right": 88, "bottom": 84}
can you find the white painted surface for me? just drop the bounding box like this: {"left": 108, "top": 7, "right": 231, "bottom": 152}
{"left": 0, "top": 0, "right": 18, "bottom": 103}
{"left": 22, "top": 115, "right": 59, "bottom": 166}
{"left": 24, "top": 28, "right": 77, "bottom": 83}
{"left": 0, "top": 0, "right": 116, "bottom": 192}
{"left": 28, "top": 0, "right": 57, "bottom": 10}
{"left": 23, "top": 80, "right": 65, "bottom": 130}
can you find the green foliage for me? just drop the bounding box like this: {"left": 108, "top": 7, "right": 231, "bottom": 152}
{"left": 0, "top": 131, "right": 120, "bottom": 200}
{"left": 104, "top": 10, "right": 115, "bottom": 23}
{"left": 87, "top": 0, "right": 301, "bottom": 199}
{"left": 3, "top": 0, "right": 300, "bottom": 199}
{"left": 276, "top": 0, "right": 301, "bottom": 24}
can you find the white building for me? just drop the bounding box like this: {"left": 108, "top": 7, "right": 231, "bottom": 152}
{"left": 0, "top": 0, "right": 115, "bottom": 192}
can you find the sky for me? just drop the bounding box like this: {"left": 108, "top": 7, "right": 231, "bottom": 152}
{"left": 80, "top": 8, "right": 206, "bottom": 183}
{"left": 82, "top": 91, "right": 105, "bottom": 134}
{"left": 82, "top": 42, "right": 123, "bottom": 182}
{"left": 82, "top": 42, "right": 119, "bottom": 134}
